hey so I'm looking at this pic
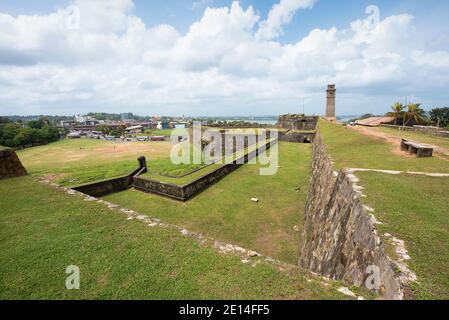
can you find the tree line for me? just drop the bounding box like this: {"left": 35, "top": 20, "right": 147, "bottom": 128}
{"left": 0, "top": 117, "right": 62, "bottom": 148}
{"left": 385, "top": 103, "right": 449, "bottom": 129}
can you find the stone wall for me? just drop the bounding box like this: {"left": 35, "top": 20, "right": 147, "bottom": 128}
{"left": 299, "top": 131, "right": 403, "bottom": 299}
{"left": 278, "top": 131, "right": 315, "bottom": 143}
{"left": 0, "top": 149, "right": 27, "bottom": 179}
{"left": 73, "top": 165, "right": 146, "bottom": 197}
{"left": 134, "top": 138, "right": 277, "bottom": 201}
{"left": 133, "top": 177, "right": 185, "bottom": 200}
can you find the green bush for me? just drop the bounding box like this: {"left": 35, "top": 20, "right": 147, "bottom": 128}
{"left": 0, "top": 118, "right": 61, "bottom": 148}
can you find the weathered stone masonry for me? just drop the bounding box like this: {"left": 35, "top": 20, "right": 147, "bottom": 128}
{"left": 299, "top": 131, "right": 403, "bottom": 299}
{"left": 0, "top": 149, "right": 27, "bottom": 179}
{"left": 73, "top": 157, "right": 147, "bottom": 197}
{"left": 74, "top": 139, "right": 277, "bottom": 201}
{"left": 134, "top": 138, "right": 278, "bottom": 201}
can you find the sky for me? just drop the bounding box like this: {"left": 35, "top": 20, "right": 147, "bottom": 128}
{"left": 0, "top": 0, "right": 448, "bottom": 117}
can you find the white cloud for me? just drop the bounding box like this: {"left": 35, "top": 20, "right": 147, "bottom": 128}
{"left": 412, "top": 50, "right": 449, "bottom": 69}
{"left": 256, "top": 0, "right": 317, "bottom": 40}
{"left": 0, "top": 0, "right": 448, "bottom": 116}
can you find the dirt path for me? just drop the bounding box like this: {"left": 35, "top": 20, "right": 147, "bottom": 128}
{"left": 349, "top": 126, "right": 449, "bottom": 161}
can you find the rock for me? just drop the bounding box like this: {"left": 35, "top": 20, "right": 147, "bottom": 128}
{"left": 337, "top": 287, "right": 357, "bottom": 298}
{"left": 233, "top": 246, "right": 247, "bottom": 254}
{"left": 293, "top": 225, "right": 300, "bottom": 232}
{"left": 247, "top": 250, "right": 259, "bottom": 257}
{"left": 0, "top": 149, "right": 27, "bottom": 179}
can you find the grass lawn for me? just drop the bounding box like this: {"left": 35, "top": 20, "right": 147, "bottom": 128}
{"left": 375, "top": 127, "right": 449, "bottom": 151}
{"left": 319, "top": 120, "right": 449, "bottom": 173}
{"left": 0, "top": 176, "right": 346, "bottom": 300}
{"left": 104, "top": 142, "right": 310, "bottom": 264}
{"left": 16, "top": 139, "right": 207, "bottom": 187}
{"left": 144, "top": 129, "right": 174, "bottom": 137}
{"left": 141, "top": 137, "right": 276, "bottom": 185}
{"left": 356, "top": 172, "right": 449, "bottom": 300}
{"left": 320, "top": 120, "right": 449, "bottom": 299}
{"left": 142, "top": 163, "right": 224, "bottom": 185}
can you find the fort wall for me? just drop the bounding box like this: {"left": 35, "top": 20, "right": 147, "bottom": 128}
{"left": 299, "top": 130, "right": 403, "bottom": 299}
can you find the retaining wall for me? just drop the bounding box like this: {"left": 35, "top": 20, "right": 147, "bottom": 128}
{"left": 299, "top": 131, "right": 403, "bottom": 299}
{"left": 134, "top": 138, "right": 277, "bottom": 201}
{"left": 73, "top": 166, "right": 146, "bottom": 198}
{"left": 0, "top": 149, "right": 27, "bottom": 179}
{"left": 278, "top": 131, "right": 315, "bottom": 143}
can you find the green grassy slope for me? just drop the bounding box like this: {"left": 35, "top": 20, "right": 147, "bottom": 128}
{"left": 375, "top": 127, "right": 449, "bottom": 151}
{"left": 104, "top": 142, "right": 310, "bottom": 264}
{"left": 0, "top": 176, "right": 345, "bottom": 300}
{"left": 319, "top": 120, "right": 449, "bottom": 173}
{"left": 357, "top": 172, "right": 449, "bottom": 299}
{"left": 320, "top": 120, "right": 449, "bottom": 299}
{"left": 16, "top": 139, "right": 204, "bottom": 186}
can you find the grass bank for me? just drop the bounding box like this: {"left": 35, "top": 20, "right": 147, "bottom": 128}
{"left": 320, "top": 120, "right": 449, "bottom": 299}
{"left": 104, "top": 142, "right": 310, "bottom": 264}
{"left": 357, "top": 172, "right": 449, "bottom": 299}
{"left": 0, "top": 176, "right": 345, "bottom": 300}
{"left": 319, "top": 120, "right": 449, "bottom": 172}
{"left": 16, "top": 139, "right": 206, "bottom": 186}
{"left": 375, "top": 127, "right": 449, "bottom": 151}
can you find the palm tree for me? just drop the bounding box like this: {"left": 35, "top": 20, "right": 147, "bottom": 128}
{"left": 386, "top": 102, "right": 405, "bottom": 125}
{"left": 403, "top": 103, "right": 426, "bottom": 126}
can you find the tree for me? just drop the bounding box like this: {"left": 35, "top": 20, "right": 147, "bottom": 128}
{"left": 0, "top": 116, "right": 10, "bottom": 124}
{"left": 386, "top": 102, "right": 405, "bottom": 125}
{"left": 28, "top": 118, "right": 50, "bottom": 129}
{"left": 429, "top": 107, "right": 449, "bottom": 128}
{"left": 403, "top": 103, "right": 426, "bottom": 127}
{"left": 0, "top": 119, "right": 60, "bottom": 148}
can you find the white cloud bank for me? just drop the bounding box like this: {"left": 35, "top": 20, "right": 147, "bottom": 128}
{"left": 0, "top": 0, "right": 448, "bottom": 116}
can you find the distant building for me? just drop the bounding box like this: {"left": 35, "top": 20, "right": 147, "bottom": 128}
{"left": 75, "top": 114, "right": 98, "bottom": 126}
{"left": 121, "top": 113, "right": 134, "bottom": 121}
{"left": 125, "top": 125, "right": 144, "bottom": 134}
{"left": 356, "top": 117, "right": 395, "bottom": 127}
{"left": 157, "top": 121, "right": 170, "bottom": 130}
{"left": 60, "top": 120, "right": 77, "bottom": 127}
{"left": 172, "top": 122, "right": 188, "bottom": 129}
{"left": 67, "top": 132, "right": 81, "bottom": 139}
